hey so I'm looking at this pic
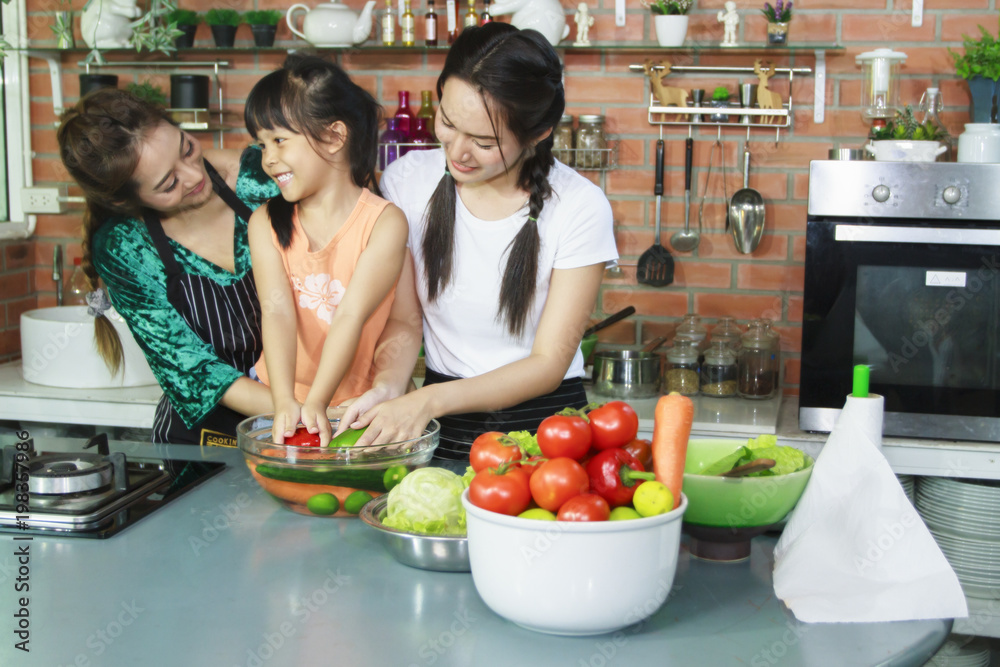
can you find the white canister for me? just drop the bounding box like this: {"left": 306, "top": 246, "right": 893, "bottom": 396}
{"left": 957, "top": 123, "right": 1000, "bottom": 163}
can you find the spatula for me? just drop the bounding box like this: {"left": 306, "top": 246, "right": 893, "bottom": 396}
{"left": 636, "top": 138, "right": 674, "bottom": 287}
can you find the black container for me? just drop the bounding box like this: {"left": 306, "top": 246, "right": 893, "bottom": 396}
{"left": 174, "top": 24, "right": 198, "bottom": 48}
{"left": 170, "top": 74, "right": 210, "bottom": 110}
{"left": 79, "top": 74, "right": 118, "bottom": 98}
{"left": 250, "top": 24, "right": 277, "bottom": 47}
{"left": 210, "top": 24, "right": 237, "bottom": 47}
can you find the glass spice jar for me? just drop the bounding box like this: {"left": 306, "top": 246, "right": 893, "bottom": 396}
{"left": 574, "top": 114, "right": 607, "bottom": 169}
{"left": 701, "top": 340, "right": 738, "bottom": 397}
{"left": 711, "top": 317, "right": 743, "bottom": 352}
{"left": 665, "top": 339, "right": 700, "bottom": 396}
{"left": 675, "top": 313, "right": 710, "bottom": 363}
{"left": 553, "top": 114, "right": 574, "bottom": 165}
{"left": 737, "top": 321, "right": 779, "bottom": 399}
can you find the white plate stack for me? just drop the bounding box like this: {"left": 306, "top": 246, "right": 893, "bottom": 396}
{"left": 897, "top": 475, "right": 915, "bottom": 505}
{"left": 925, "top": 634, "right": 991, "bottom": 667}
{"left": 916, "top": 476, "right": 1000, "bottom": 600}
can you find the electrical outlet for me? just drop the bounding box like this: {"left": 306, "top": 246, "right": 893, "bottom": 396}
{"left": 21, "top": 186, "right": 67, "bottom": 214}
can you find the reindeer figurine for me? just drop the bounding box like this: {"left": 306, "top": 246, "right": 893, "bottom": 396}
{"left": 643, "top": 60, "right": 689, "bottom": 119}
{"left": 753, "top": 59, "right": 784, "bottom": 124}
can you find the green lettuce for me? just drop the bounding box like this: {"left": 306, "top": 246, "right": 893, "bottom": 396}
{"left": 507, "top": 430, "right": 541, "bottom": 457}
{"left": 382, "top": 467, "right": 471, "bottom": 535}
{"left": 699, "top": 435, "right": 808, "bottom": 477}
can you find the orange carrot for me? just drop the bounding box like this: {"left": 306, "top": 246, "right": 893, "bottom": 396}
{"left": 652, "top": 392, "right": 694, "bottom": 509}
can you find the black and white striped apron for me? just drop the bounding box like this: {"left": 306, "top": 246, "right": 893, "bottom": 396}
{"left": 144, "top": 160, "right": 261, "bottom": 447}
{"left": 422, "top": 368, "right": 588, "bottom": 461}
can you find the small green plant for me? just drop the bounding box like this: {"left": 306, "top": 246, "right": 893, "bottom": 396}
{"left": 167, "top": 9, "right": 201, "bottom": 26}
{"left": 712, "top": 86, "right": 730, "bottom": 101}
{"left": 871, "top": 106, "right": 947, "bottom": 142}
{"left": 949, "top": 24, "right": 1000, "bottom": 81}
{"left": 244, "top": 10, "right": 283, "bottom": 26}
{"left": 643, "top": 0, "right": 693, "bottom": 16}
{"left": 129, "top": 0, "right": 183, "bottom": 57}
{"left": 205, "top": 8, "right": 242, "bottom": 27}
{"left": 761, "top": 0, "right": 792, "bottom": 23}
{"left": 126, "top": 81, "right": 169, "bottom": 106}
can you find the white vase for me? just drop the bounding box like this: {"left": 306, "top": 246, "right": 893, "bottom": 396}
{"left": 654, "top": 15, "right": 689, "bottom": 47}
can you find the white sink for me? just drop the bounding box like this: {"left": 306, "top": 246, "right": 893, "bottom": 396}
{"left": 20, "top": 306, "right": 158, "bottom": 388}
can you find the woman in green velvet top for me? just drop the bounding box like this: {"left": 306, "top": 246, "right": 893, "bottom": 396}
{"left": 57, "top": 88, "right": 279, "bottom": 445}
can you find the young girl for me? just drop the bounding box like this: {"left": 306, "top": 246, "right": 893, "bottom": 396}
{"left": 245, "top": 55, "right": 409, "bottom": 446}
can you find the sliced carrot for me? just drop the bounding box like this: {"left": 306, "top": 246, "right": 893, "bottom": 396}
{"left": 249, "top": 465, "right": 381, "bottom": 517}
{"left": 651, "top": 392, "right": 694, "bottom": 509}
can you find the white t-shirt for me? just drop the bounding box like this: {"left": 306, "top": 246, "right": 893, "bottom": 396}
{"left": 381, "top": 148, "right": 618, "bottom": 380}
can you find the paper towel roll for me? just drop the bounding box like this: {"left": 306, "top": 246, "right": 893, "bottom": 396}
{"left": 841, "top": 393, "right": 884, "bottom": 450}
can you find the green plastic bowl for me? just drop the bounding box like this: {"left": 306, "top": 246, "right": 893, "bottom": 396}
{"left": 682, "top": 438, "right": 814, "bottom": 528}
{"left": 580, "top": 334, "right": 598, "bottom": 363}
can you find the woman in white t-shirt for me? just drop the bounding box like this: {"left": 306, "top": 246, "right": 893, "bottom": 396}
{"left": 338, "top": 23, "right": 618, "bottom": 460}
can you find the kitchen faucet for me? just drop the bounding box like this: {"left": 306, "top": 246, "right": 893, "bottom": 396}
{"left": 53, "top": 245, "right": 63, "bottom": 305}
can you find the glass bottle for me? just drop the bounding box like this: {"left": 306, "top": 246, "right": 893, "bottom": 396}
{"left": 463, "top": 0, "right": 478, "bottom": 28}
{"left": 760, "top": 317, "right": 783, "bottom": 391}
{"left": 480, "top": 0, "right": 492, "bottom": 25}
{"left": 381, "top": 0, "right": 396, "bottom": 45}
{"left": 712, "top": 317, "right": 743, "bottom": 352}
{"left": 401, "top": 0, "right": 415, "bottom": 46}
{"left": 64, "top": 257, "right": 89, "bottom": 306}
{"left": 700, "top": 341, "right": 738, "bottom": 398}
{"left": 738, "top": 321, "right": 779, "bottom": 399}
{"left": 918, "top": 86, "right": 949, "bottom": 161}
{"left": 574, "top": 114, "right": 607, "bottom": 169}
{"left": 446, "top": 0, "right": 458, "bottom": 43}
{"left": 379, "top": 117, "right": 405, "bottom": 171}
{"left": 394, "top": 90, "right": 414, "bottom": 138}
{"left": 665, "top": 340, "right": 700, "bottom": 396}
{"left": 416, "top": 90, "right": 436, "bottom": 139}
{"left": 424, "top": 0, "right": 438, "bottom": 46}
{"left": 409, "top": 117, "right": 435, "bottom": 151}
{"left": 553, "top": 114, "right": 574, "bottom": 164}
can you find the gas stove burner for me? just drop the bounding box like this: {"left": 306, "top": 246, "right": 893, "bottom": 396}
{"left": 28, "top": 454, "right": 113, "bottom": 495}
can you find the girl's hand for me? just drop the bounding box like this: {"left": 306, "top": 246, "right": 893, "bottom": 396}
{"left": 351, "top": 390, "right": 434, "bottom": 447}
{"left": 334, "top": 382, "right": 405, "bottom": 437}
{"left": 300, "top": 400, "right": 334, "bottom": 447}
{"left": 272, "top": 400, "right": 303, "bottom": 444}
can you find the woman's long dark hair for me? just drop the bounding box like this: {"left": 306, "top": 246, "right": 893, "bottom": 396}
{"left": 423, "top": 23, "right": 565, "bottom": 338}
{"left": 244, "top": 54, "right": 383, "bottom": 248}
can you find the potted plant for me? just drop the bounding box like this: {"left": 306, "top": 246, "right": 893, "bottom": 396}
{"left": 643, "top": 0, "right": 693, "bottom": 48}
{"left": 51, "top": 0, "right": 74, "bottom": 49}
{"left": 205, "top": 8, "right": 241, "bottom": 48}
{"left": 245, "top": 10, "right": 282, "bottom": 47}
{"left": 125, "top": 81, "right": 169, "bottom": 106}
{"left": 949, "top": 24, "right": 1000, "bottom": 123}
{"left": 761, "top": 0, "right": 792, "bottom": 45}
{"left": 709, "top": 86, "right": 731, "bottom": 122}
{"left": 168, "top": 9, "right": 201, "bottom": 48}
{"left": 866, "top": 106, "right": 949, "bottom": 162}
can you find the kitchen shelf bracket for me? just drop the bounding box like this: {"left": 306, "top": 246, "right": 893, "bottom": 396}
{"left": 814, "top": 49, "right": 827, "bottom": 124}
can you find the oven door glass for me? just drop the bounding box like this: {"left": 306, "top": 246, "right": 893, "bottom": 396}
{"left": 802, "top": 217, "right": 1000, "bottom": 422}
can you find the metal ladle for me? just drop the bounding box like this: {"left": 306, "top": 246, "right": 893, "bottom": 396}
{"left": 670, "top": 135, "right": 700, "bottom": 253}
{"left": 729, "top": 141, "right": 765, "bottom": 254}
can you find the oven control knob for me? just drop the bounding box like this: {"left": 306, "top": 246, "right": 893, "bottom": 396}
{"left": 872, "top": 185, "right": 891, "bottom": 202}
{"left": 942, "top": 186, "right": 961, "bottom": 205}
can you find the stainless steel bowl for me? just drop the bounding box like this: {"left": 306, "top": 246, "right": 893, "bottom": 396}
{"left": 360, "top": 495, "right": 470, "bottom": 572}
{"left": 828, "top": 148, "right": 869, "bottom": 161}
{"left": 591, "top": 350, "right": 663, "bottom": 398}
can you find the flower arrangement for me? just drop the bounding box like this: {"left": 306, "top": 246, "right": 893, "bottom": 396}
{"left": 644, "top": 0, "right": 694, "bottom": 16}
{"left": 870, "top": 106, "right": 947, "bottom": 142}
{"left": 761, "top": 0, "right": 792, "bottom": 23}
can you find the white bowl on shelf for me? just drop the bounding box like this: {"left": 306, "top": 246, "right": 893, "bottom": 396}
{"left": 865, "top": 140, "right": 947, "bottom": 162}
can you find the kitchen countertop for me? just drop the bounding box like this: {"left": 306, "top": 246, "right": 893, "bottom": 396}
{"left": 0, "top": 438, "right": 951, "bottom": 667}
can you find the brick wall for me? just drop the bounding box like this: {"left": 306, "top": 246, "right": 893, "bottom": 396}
{"left": 9, "top": 0, "right": 998, "bottom": 393}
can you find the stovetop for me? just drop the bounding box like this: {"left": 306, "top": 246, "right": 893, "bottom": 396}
{"left": 0, "top": 433, "right": 225, "bottom": 538}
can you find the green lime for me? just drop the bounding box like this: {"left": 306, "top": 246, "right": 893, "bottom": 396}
{"left": 344, "top": 490, "right": 374, "bottom": 514}
{"left": 632, "top": 481, "right": 673, "bottom": 517}
{"left": 306, "top": 492, "right": 340, "bottom": 515}
{"left": 609, "top": 506, "right": 642, "bottom": 521}
{"left": 383, "top": 465, "right": 408, "bottom": 491}
{"left": 517, "top": 508, "right": 557, "bottom": 521}
{"left": 328, "top": 426, "right": 368, "bottom": 448}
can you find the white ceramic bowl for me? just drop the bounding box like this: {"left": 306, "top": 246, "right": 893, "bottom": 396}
{"left": 865, "top": 140, "right": 947, "bottom": 162}
{"left": 461, "top": 489, "right": 687, "bottom": 636}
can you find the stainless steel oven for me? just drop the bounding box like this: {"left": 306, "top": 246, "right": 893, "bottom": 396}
{"left": 800, "top": 160, "right": 1000, "bottom": 442}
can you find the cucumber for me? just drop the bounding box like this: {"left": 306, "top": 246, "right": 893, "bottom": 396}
{"left": 256, "top": 463, "right": 388, "bottom": 492}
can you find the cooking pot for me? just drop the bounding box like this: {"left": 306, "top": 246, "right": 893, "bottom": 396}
{"left": 591, "top": 350, "right": 663, "bottom": 399}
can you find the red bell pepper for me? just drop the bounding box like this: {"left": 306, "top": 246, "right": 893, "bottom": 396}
{"left": 585, "top": 448, "right": 656, "bottom": 507}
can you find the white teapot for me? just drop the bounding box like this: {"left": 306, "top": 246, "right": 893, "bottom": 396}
{"left": 286, "top": 0, "right": 377, "bottom": 47}
{"left": 490, "top": 0, "right": 569, "bottom": 46}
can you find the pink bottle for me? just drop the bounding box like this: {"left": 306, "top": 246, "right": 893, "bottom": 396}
{"left": 394, "top": 90, "right": 415, "bottom": 138}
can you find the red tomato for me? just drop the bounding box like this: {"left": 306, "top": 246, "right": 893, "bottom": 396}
{"left": 469, "top": 465, "right": 531, "bottom": 516}
{"left": 469, "top": 432, "right": 523, "bottom": 473}
{"left": 588, "top": 401, "right": 640, "bottom": 450}
{"left": 517, "top": 455, "right": 545, "bottom": 479}
{"left": 537, "top": 413, "right": 592, "bottom": 460}
{"left": 622, "top": 438, "right": 653, "bottom": 472}
{"left": 557, "top": 493, "right": 611, "bottom": 522}
{"left": 284, "top": 427, "right": 320, "bottom": 447}
{"left": 528, "top": 457, "right": 590, "bottom": 512}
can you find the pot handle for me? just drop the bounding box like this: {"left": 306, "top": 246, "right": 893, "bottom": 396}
{"left": 286, "top": 4, "right": 309, "bottom": 41}
{"left": 864, "top": 143, "right": 876, "bottom": 155}
{"left": 934, "top": 144, "right": 948, "bottom": 157}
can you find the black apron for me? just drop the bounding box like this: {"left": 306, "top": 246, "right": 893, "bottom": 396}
{"left": 144, "top": 160, "right": 261, "bottom": 447}
{"left": 422, "top": 368, "right": 588, "bottom": 461}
